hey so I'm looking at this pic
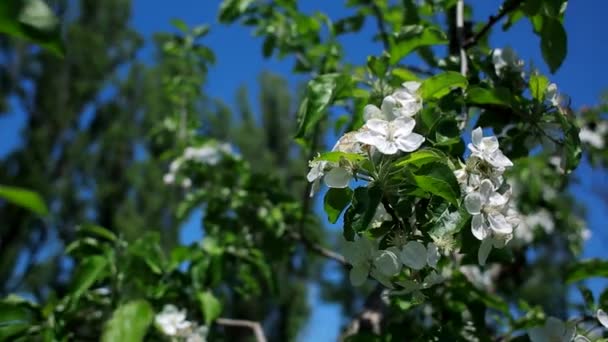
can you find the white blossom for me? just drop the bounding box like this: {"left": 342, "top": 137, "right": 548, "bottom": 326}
{"left": 399, "top": 241, "right": 439, "bottom": 270}
{"left": 468, "top": 127, "right": 513, "bottom": 171}
{"left": 306, "top": 160, "right": 352, "bottom": 197}
{"left": 355, "top": 117, "right": 425, "bottom": 155}
{"left": 546, "top": 83, "right": 560, "bottom": 107}
{"left": 465, "top": 179, "right": 513, "bottom": 241}
{"left": 181, "top": 178, "right": 192, "bottom": 189}
{"left": 163, "top": 173, "right": 175, "bottom": 185}
{"left": 343, "top": 237, "right": 401, "bottom": 288}
{"left": 459, "top": 265, "right": 501, "bottom": 291}
{"left": 579, "top": 122, "right": 607, "bottom": 149}
{"left": 528, "top": 317, "right": 576, "bottom": 342}
{"left": 597, "top": 309, "right": 608, "bottom": 328}
{"left": 155, "top": 305, "right": 193, "bottom": 337}
{"left": 492, "top": 47, "right": 523, "bottom": 76}
{"left": 363, "top": 82, "right": 422, "bottom": 121}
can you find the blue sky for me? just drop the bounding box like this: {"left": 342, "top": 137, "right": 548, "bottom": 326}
{"left": 1, "top": 1, "right": 607, "bottom": 340}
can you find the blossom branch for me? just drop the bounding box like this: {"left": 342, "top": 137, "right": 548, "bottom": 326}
{"left": 216, "top": 318, "right": 267, "bottom": 342}
{"left": 463, "top": 0, "right": 525, "bottom": 49}
{"left": 288, "top": 231, "right": 348, "bottom": 266}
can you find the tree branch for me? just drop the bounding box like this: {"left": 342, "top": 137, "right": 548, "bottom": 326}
{"left": 456, "top": 0, "right": 469, "bottom": 130}
{"left": 369, "top": 1, "right": 390, "bottom": 51}
{"left": 216, "top": 318, "right": 267, "bottom": 342}
{"left": 288, "top": 231, "right": 348, "bottom": 266}
{"left": 463, "top": 0, "right": 525, "bottom": 49}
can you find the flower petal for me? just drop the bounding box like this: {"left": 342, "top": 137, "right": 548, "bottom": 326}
{"left": 400, "top": 241, "right": 427, "bottom": 270}
{"left": 481, "top": 136, "right": 499, "bottom": 152}
{"left": 488, "top": 214, "right": 513, "bottom": 235}
{"left": 374, "top": 140, "right": 399, "bottom": 155}
{"left": 472, "top": 127, "right": 483, "bottom": 147}
{"left": 464, "top": 192, "right": 482, "bottom": 215}
{"left": 363, "top": 104, "right": 383, "bottom": 121}
{"left": 380, "top": 96, "right": 397, "bottom": 120}
{"left": 365, "top": 119, "right": 390, "bottom": 135}
{"left": 479, "top": 179, "right": 494, "bottom": 202}
{"left": 597, "top": 309, "right": 608, "bottom": 328}
{"left": 426, "top": 243, "right": 439, "bottom": 268}
{"left": 373, "top": 250, "right": 401, "bottom": 276}
{"left": 324, "top": 167, "right": 351, "bottom": 188}
{"left": 395, "top": 133, "right": 425, "bottom": 152}
{"left": 478, "top": 238, "right": 493, "bottom": 266}
{"left": 471, "top": 215, "right": 488, "bottom": 240}
{"left": 392, "top": 116, "right": 416, "bottom": 135}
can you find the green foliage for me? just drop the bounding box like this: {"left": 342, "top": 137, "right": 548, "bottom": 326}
{"left": 0, "top": 0, "right": 604, "bottom": 341}
{"left": 101, "top": 300, "right": 154, "bottom": 342}
{"left": 295, "top": 73, "right": 353, "bottom": 143}
{"left": 0, "top": 185, "right": 48, "bottom": 216}
{"left": 0, "top": 0, "right": 64, "bottom": 56}
{"left": 324, "top": 188, "right": 353, "bottom": 224}
{"left": 566, "top": 259, "right": 608, "bottom": 283}
{"left": 390, "top": 25, "right": 448, "bottom": 64}
{"left": 419, "top": 72, "right": 468, "bottom": 100}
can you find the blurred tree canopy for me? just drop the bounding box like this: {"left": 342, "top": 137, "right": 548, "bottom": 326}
{"left": 0, "top": 0, "right": 607, "bottom": 341}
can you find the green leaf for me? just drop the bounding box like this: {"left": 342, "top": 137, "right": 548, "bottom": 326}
{"left": 313, "top": 151, "right": 365, "bottom": 163}
{"left": 390, "top": 25, "right": 448, "bottom": 64}
{"left": 77, "top": 224, "right": 117, "bottom": 242}
{"left": 129, "top": 232, "right": 166, "bottom": 275}
{"left": 394, "top": 148, "right": 447, "bottom": 168}
{"left": 0, "top": 0, "right": 64, "bottom": 56}
{"left": 0, "top": 185, "right": 48, "bottom": 216}
{"left": 566, "top": 259, "right": 608, "bottom": 283}
{"left": 367, "top": 55, "right": 389, "bottom": 78}
{"left": 295, "top": 73, "right": 352, "bottom": 142}
{"left": 419, "top": 72, "right": 468, "bottom": 100}
{"left": 343, "top": 185, "right": 383, "bottom": 238}
{"left": 324, "top": 188, "right": 353, "bottom": 223}
{"left": 101, "top": 300, "right": 153, "bottom": 342}
{"left": 170, "top": 18, "right": 188, "bottom": 32}
{"left": 577, "top": 285, "right": 595, "bottom": 311}
{"left": 198, "top": 291, "right": 222, "bottom": 325}
{"left": 466, "top": 86, "right": 514, "bottom": 107}
{"left": 69, "top": 255, "right": 108, "bottom": 301}
{"left": 412, "top": 162, "right": 460, "bottom": 206}
{"left": 391, "top": 68, "right": 419, "bottom": 83}
{"left": 540, "top": 17, "right": 567, "bottom": 73}
{"left": 529, "top": 73, "right": 550, "bottom": 101}
{"left": 0, "top": 298, "right": 37, "bottom": 341}
{"left": 218, "top": 0, "right": 254, "bottom": 22}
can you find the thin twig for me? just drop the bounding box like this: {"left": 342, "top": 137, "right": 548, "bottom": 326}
{"left": 216, "top": 318, "right": 267, "bottom": 342}
{"left": 399, "top": 64, "right": 435, "bottom": 76}
{"left": 456, "top": 0, "right": 468, "bottom": 130}
{"left": 288, "top": 231, "right": 348, "bottom": 266}
{"left": 463, "top": 0, "right": 525, "bottom": 49}
{"left": 369, "top": 1, "right": 390, "bottom": 51}
{"left": 381, "top": 197, "right": 405, "bottom": 231}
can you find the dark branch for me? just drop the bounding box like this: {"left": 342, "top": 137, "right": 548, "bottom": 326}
{"left": 370, "top": 1, "right": 391, "bottom": 51}
{"left": 288, "top": 231, "right": 348, "bottom": 266}
{"left": 463, "top": 0, "right": 525, "bottom": 49}
{"left": 216, "top": 318, "right": 267, "bottom": 342}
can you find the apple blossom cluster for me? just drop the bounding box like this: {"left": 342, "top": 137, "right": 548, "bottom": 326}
{"left": 455, "top": 127, "right": 519, "bottom": 265}
{"left": 307, "top": 81, "right": 425, "bottom": 196}
{"left": 343, "top": 234, "right": 441, "bottom": 291}
{"left": 155, "top": 304, "right": 209, "bottom": 342}
{"left": 579, "top": 121, "right": 607, "bottom": 149}
{"left": 163, "top": 142, "right": 236, "bottom": 188}
{"left": 492, "top": 47, "right": 524, "bottom": 77}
